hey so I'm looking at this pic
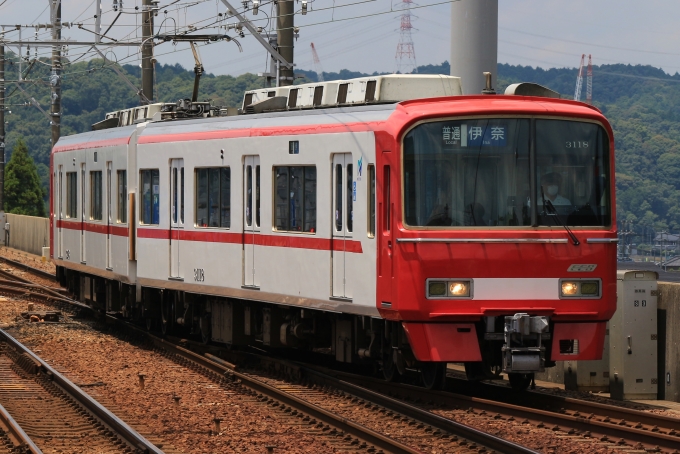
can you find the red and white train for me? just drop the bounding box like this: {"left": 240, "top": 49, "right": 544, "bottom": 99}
{"left": 50, "top": 74, "right": 617, "bottom": 389}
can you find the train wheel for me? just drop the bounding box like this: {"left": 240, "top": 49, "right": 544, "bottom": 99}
{"left": 508, "top": 373, "right": 533, "bottom": 391}
{"left": 420, "top": 362, "right": 447, "bottom": 390}
{"left": 382, "top": 351, "right": 401, "bottom": 382}
{"left": 160, "top": 296, "right": 174, "bottom": 336}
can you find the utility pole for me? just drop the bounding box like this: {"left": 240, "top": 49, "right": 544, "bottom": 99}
{"left": 141, "top": 0, "right": 154, "bottom": 104}
{"left": 50, "top": 0, "right": 62, "bottom": 150}
{"left": 0, "top": 37, "right": 5, "bottom": 212}
{"left": 276, "top": 0, "right": 294, "bottom": 86}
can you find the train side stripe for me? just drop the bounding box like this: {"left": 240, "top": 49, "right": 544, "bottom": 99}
{"left": 53, "top": 137, "right": 131, "bottom": 153}
{"left": 137, "top": 122, "right": 385, "bottom": 145}
{"left": 57, "top": 220, "right": 128, "bottom": 236}
{"left": 136, "top": 228, "right": 363, "bottom": 253}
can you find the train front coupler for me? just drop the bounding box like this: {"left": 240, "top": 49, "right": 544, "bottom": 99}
{"left": 501, "top": 313, "right": 550, "bottom": 374}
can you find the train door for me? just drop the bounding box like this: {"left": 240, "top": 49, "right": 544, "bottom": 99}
{"left": 331, "top": 153, "right": 353, "bottom": 299}
{"left": 106, "top": 162, "right": 112, "bottom": 269}
{"left": 170, "top": 159, "right": 184, "bottom": 279}
{"left": 243, "top": 156, "right": 260, "bottom": 288}
{"left": 57, "top": 166, "right": 63, "bottom": 258}
{"left": 80, "top": 163, "right": 86, "bottom": 263}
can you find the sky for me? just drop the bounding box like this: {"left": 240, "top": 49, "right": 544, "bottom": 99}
{"left": 0, "top": 0, "right": 679, "bottom": 81}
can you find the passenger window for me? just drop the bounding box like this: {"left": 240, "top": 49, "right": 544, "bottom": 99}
{"left": 335, "top": 164, "right": 342, "bottom": 231}
{"left": 368, "top": 165, "right": 375, "bottom": 237}
{"left": 66, "top": 172, "right": 78, "bottom": 218}
{"left": 196, "top": 167, "right": 230, "bottom": 228}
{"left": 246, "top": 166, "right": 252, "bottom": 226}
{"left": 140, "top": 169, "right": 160, "bottom": 225}
{"left": 347, "top": 164, "right": 353, "bottom": 232}
{"left": 90, "top": 171, "right": 102, "bottom": 220}
{"left": 117, "top": 170, "right": 127, "bottom": 223}
{"left": 255, "top": 165, "right": 260, "bottom": 228}
{"left": 274, "top": 166, "right": 317, "bottom": 233}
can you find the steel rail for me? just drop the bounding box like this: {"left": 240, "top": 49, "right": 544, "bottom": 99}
{"left": 131, "top": 328, "right": 421, "bottom": 454}
{"left": 298, "top": 367, "right": 540, "bottom": 454}
{"left": 0, "top": 401, "right": 42, "bottom": 454}
{"left": 0, "top": 329, "right": 164, "bottom": 454}
{"left": 318, "top": 368, "right": 680, "bottom": 452}
{"left": 0, "top": 256, "right": 57, "bottom": 281}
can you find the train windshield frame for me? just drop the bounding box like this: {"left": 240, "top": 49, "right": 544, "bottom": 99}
{"left": 402, "top": 117, "right": 611, "bottom": 229}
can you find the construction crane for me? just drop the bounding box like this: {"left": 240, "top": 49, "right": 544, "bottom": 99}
{"left": 574, "top": 54, "right": 585, "bottom": 102}
{"left": 586, "top": 55, "right": 593, "bottom": 105}
{"left": 310, "top": 42, "right": 324, "bottom": 82}
{"left": 574, "top": 54, "right": 593, "bottom": 104}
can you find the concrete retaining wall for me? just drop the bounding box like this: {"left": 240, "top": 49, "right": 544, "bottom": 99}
{"left": 4, "top": 213, "right": 49, "bottom": 256}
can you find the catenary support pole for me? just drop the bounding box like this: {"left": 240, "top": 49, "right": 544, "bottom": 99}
{"left": 276, "top": 0, "right": 294, "bottom": 87}
{"left": 141, "top": 0, "right": 154, "bottom": 104}
{"left": 50, "top": 0, "right": 61, "bottom": 151}
{"left": 0, "top": 39, "right": 5, "bottom": 211}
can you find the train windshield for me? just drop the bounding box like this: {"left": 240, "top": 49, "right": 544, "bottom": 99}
{"left": 403, "top": 118, "right": 611, "bottom": 228}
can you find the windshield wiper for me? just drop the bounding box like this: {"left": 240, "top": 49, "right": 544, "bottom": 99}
{"left": 545, "top": 199, "right": 580, "bottom": 246}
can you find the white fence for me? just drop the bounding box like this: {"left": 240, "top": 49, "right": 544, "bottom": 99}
{"left": 5, "top": 213, "right": 49, "bottom": 256}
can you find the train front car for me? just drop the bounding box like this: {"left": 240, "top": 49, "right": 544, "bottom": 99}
{"left": 380, "top": 95, "right": 616, "bottom": 390}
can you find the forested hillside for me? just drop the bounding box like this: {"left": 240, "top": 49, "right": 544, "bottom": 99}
{"left": 4, "top": 53, "right": 680, "bottom": 235}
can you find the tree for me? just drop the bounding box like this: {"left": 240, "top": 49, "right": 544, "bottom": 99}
{"left": 4, "top": 138, "right": 46, "bottom": 217}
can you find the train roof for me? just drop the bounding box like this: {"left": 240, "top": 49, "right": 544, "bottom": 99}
{"left": 53, "top": 94, "right": 609, "bottom": 153}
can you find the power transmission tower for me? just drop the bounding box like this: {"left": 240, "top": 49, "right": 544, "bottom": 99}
{"left": 310, "top": 42, "right": 323, "bottom": 82}
{"left": 395, "top": 0, "right": 417, "bottom": 74}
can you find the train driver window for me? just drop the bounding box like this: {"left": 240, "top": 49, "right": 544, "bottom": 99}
{"left": 196, "top": 167, "right": 231, "bottom": 228}
{"left": 274, "top": 166, "right": 317, "bottom": 233}
{"left": 140, "top": 169, "right": 160, "bottom": 225}
{"left": 90, "top": 171, "right": 103, "bottom": 221}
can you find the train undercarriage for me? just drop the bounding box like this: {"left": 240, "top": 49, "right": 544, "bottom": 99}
{"left": 57, "top": 266, "right": 554, "bottom": 391}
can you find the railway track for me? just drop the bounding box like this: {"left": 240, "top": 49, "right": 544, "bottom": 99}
{"left": 0, "top": 256, "right": 56, "bottom": 282}
{"left": 0, "top": 328, "right": 162, "bottom": 454}
{"left": 7, "top": 259, "right": 680, "bottom": 452}
{"left": 0, "top": 399, "right": 41, "bottom": 453}
{"left": 306, "top": 367, "right": 680, "bottom": 453}
{"left": 115, "top": 319, "right": 539, "bottom": 454}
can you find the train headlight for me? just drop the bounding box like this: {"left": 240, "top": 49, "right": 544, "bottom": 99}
{"left": 561, "top": 282, "right": 579, "bottom": 296}
{"left": 426, "top": 279, "right": 473, "bottom": 299}
{"left": 559, "top": 279, "right": 601, "bottom": 298}
{"left": 449, "top": 281, "right": 470, "bottom": 297}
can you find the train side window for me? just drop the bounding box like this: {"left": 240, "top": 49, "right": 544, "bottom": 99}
{"left": 335, "top": 164, "right": 343, "bottom": 231}
{"left": 90, "top": 171, "right": 102, "bottom": 221}
{"left": 117, "top": 170, "right": 127, "bottom": 223}
{"left": 196, "top": 167, "right": 230, "bottom": 228}
{"left": 274, "top": 166, "right": 316, "bottom": 233}
{"left": 66, "top": 172, "right": 78, "bottom": 218}
{"left": 384, "top": 166, "right": 390, "bottom": 232}
{"left": 140, "top": 169, "right": 160, "bottom": 225}
{"left": 245, "top": 166, "right": 253, "bottom": 227}
{"left": 368, "top": 165, "right": 375, "bottom": 237}
{"left": 346, "top": 164, "right": 353, "bottom": 232}
{"left": 255, "top": 165, "right": 260, "bottom": 228}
